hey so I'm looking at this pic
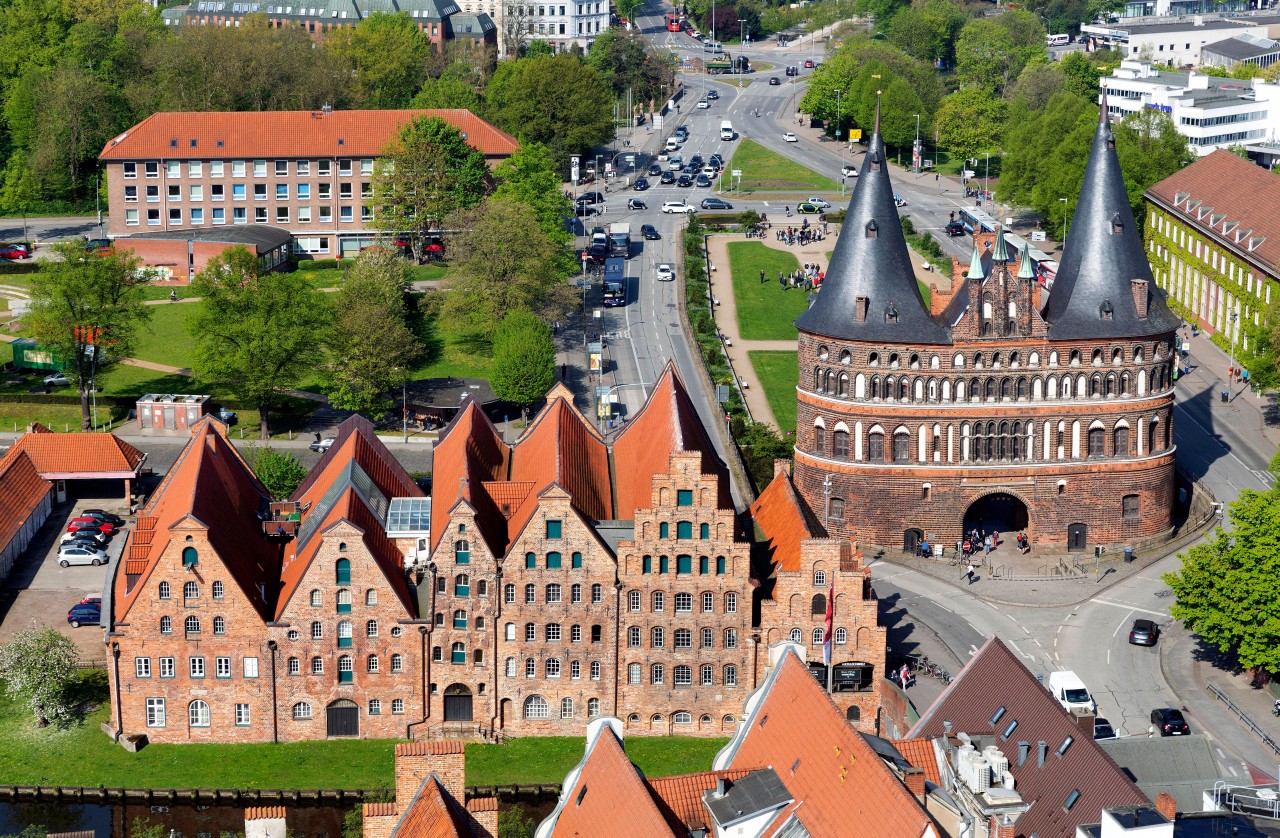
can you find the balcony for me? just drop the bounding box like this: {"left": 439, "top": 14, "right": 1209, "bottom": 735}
{"left": 261, "top": 501, "right": 301, "bottom": 538}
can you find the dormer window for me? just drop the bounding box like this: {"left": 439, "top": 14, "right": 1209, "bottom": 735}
{"left": 1110, "top": 213, "right": 1123, "bottom": 234}
{"left": 865, "top": 219, "right": 878, "bottom": 239}
{"left": 1100, "top": 300, "right": 1114, "bottom": 321}
{"left": 885, "top": 305, "right": 899, "bottom": 324}
{"left": 1105, "top": 128, "right": 1115, "bottom": 150}
{"left": 869, "top": 151, "right": 881, "bottom": 172}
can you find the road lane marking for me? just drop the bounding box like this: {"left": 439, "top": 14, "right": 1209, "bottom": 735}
{"left": 1094, "top": 598, "right": 1170, "bottom": 618}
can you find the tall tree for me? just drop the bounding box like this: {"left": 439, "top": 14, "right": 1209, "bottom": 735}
{"left": 442, "top": 197, "right": 576, "bottom": 335}
{"left": 491, "top": 142, "right": 574, "bottom": 247}
{"left": 0, "top": 621, "right": 80, "bottom": 728}
{"left": 371, "top": 115, "right": 490, "bottom": 262}
{"left": 954, "top": 19, "right": 1016, "bottom": 91}
{"left": 27, "top": 244, "right": 151, "bottom": 430}
{"left": 327, "top": 12, "right": 432, "bottom": 109}
{"left": 489, "top": 308, "right": 556, "bottom": 413}
{"left": 324, "top": 248, "right": 429, "bottom": 415}
{"left": 484, "top": 53, "right": 614, "bottom": 166}
{"left": 586, "top": 28, "right": 676, "bottom": 105}
{"left": 1005, "top": 62, "right": 1067, "bottom": 111}
{"left": 1163, "top": 482, "right": 1280, "bottom": 677}
{"left": 1059, "top": 50, "right": 1102, "bottom": 100}
{"left": 246, "top": 446, "right": 309, "bottom": 500}
{"left": 187, "top": 247, "right": 330, "bottom": 438}
{"left": 935, "top": 86, "right": 1007, "bottom": 170}
{"left": 409, "top": 74, "right": 484, "bottom": 111}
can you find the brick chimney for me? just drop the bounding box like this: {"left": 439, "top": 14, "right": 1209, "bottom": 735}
{"left": 244, "top": 807, "right": 287, "bottom": 838}
{"left": 361, "top": 802, "right": 398, "bottom": 838}
{"left": 1155, "top": 791, "right": 1177, "bottom": 822}
{"left": 902, "top": 766, "right": 926, "bottom": 799}
{"left": 773, "top": 459, "right": 791, "bottom": 478}
{"left": 467, "top": 796, "right": 500, "bottom": 838}
{"left": 989, "top": 813, "right": 1018, "bottom": 838}
{"left": 395, "top": 741, "right": 467, "bottom": 806}
{"left": 855, "top": 296, "right": 869, "bottom": 322}
{"left": 1131, "top": 278, "right": 1149, "bottom": 319}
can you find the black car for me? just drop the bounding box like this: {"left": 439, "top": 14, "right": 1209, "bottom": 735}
{"left": 67, "top": 602, "right": 101, "bottom": 628}
{"left": 575, "top": 192, "right": 604, "bottom": 205}
{"left": 769, "top": 76, "right": 781, "bottom": 85}
{"left": 1129, "top": 619, "right": 1159, "bottom": 646}
{"left": 575, "top": 204, "right": 597, "bottom": 217}
{"left": 633, "top": 177, "right": 650, "bottom": 191}
{"left": 1093, "top": 718, "right": 1117, "bottom": 740}
{"left": 945, "top": 221, "right": 966, "bottom": 236}
{"left": 674, "top": 128, "right": 689, "bottom": 142}
{"left": 706, "top": 89, "right": 719, "bottom": 100}
{"left": 1151, "top": 708, "right": 1190, "bottom": 736}
{"left": 82, "top": 509, "right": 125, "bottom": 527}
{"left": 677, "top": 174, "right": 694, "bottom": 187}
{"left": 701, "top": 197, "right": 733, "bottom": 210}
{"left": 695, "top": 174, "right": 713, "bottom": 187}
{"left": 689, "top": 155, "right": 704, "bottom": 168}
{"left": 709, "top": 154, "right": 724, "bottom": 169}
{"left": 641, "top": 224, "right": 661, "bottom": 240}
{"left": 627, "top": 198, "right": 647, "bottom": 210}
{"left": 648, "top": 163, "right": 662, "bottom": 176}
{"left": 786, "top": 65, "right": 798, "bottom": 76}
{"left": 660, "top": 171, "right": 676, "bottom": 185}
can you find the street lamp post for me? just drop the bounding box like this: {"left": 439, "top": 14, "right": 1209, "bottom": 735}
{"left": 914, "top": 114, "right": 921, "bottom": 175}
{"left": 597, "top": 382, "right": 643, "bottom": 434}
{"left": 983, "top": 152, "right": 990, "bottom": 209}
{"left": 1229, "top": 310, "right": 1239, "bottom": 392}
{"left": 1058, "top": 197, "right": 1069, "bottom": 245}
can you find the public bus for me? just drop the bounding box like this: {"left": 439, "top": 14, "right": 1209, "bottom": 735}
{"left": 665, "top": 13, "right": 681, "bottom": 30}
{"left": 958, "top": 207, "right": 996, "bottom": 235}
{"left": 603, "top": 258, "right": 627, "bottom": 307}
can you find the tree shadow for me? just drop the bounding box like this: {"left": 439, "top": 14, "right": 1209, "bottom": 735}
{"left": 59, "top": 668, "right": 109, "bottom": 729}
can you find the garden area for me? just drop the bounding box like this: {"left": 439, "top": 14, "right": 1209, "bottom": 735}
{"left": 724, "top": 242, "right": 809, "bottom": 341}
{"left": 748, "top": 350, "right": 798, "bottom": 436}
{"left": 727, "top": 139, "right": 839, "bottom": 192}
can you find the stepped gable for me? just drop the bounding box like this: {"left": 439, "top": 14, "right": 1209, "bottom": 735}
{"left": 749, "top": 471, "right": 820, "bottom": 574}
{"left": 794, "top": 101, "right": 950, "bottom": 346}
{"left": 910, "top": 637, "right": 1149, "bottom": 838}
{"left": 612, "top": 363, "right": 729, "bottom": 520}
{"left": 713, "top": 650, "right": 935, "bottom": 838}
{"left": 505, "top": 385, "right": 612, "bottom": 539}
{"left": 389, "top": 775, "right": 472, "bottom": 838}
{"left": 1042, "top": 92, "right": 1179, "bottom": 340}
{"left": 428, "top": 398, "right": 510, "bottom": 556}
{"left": 115, "top": 420, "right": 278, "bottom": 621}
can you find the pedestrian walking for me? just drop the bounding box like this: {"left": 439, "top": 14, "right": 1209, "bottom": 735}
{"left": 899, "top": 663, "right": 911, "bottom": 688}
{"left": 984, "top": 535, "right": 992, "bottom": 556}
{"left": 760, "top": 269, "right": 766, "bottom": 285}
{"left": 965, "top": 563, "right": 976, "bottom": 585}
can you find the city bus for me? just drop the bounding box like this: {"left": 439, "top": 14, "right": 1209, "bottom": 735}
{"left": 603, "top": 258, "right": 627, "bottom": 307}
{"left": 665, "top": 13, "right": 681, "bottom": 31}
{"left": 958, "top": 207, "right": 996, "bottom": 235}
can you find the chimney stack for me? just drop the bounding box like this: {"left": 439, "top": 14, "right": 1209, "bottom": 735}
{"left": 1131, "top": 278, "right": 1149, "bottom": 319}
{"left": 395, "top": 741, "right": 467, "bottom": 806}
{"left": 1037, "top": 741, "right": 1048, "bottom": 768}
{"left": 1156, "top": 792, "right": 1177, "bottom": 822}
{"left": 903, "top": 767, "right": 926, "bottom": 798}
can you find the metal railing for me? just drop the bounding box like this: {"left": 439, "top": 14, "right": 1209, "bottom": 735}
{"left": 1210, "top": 780, "right": 1280, "bottom": 821}
{"left": 1207, "top": 682, "right": 1280, "bottom": 755}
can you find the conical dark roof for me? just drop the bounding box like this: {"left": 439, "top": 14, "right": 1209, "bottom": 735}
{"left": 794, "top": 106, "right": 950, "bottom": 345}
{"left": 1043, "top": 94, "right": 1180, "bottom": 340}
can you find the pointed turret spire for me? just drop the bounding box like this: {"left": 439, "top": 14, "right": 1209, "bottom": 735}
{"left": 1016, "top": 242, "right": 1036, "bottom": 280}
{"left": 1041, "top": 87, "right": 1179, "bottom": 339}
{"left": 794, "top": 92, "right": 949, "bottom": 345}
{"left": 992, "top": 227, "right": 1009, "bottom": 263}
{"left": 966, "top": 244, "right": 985, "bottom": 280}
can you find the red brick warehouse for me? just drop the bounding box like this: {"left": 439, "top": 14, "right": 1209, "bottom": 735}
{"left": 791, "top": 93, "right": 1182, "bottom": 553}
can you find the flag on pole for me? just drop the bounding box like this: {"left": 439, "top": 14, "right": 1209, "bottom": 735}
{"left": 822, "top": 576, "right": 834, "bottom": 666}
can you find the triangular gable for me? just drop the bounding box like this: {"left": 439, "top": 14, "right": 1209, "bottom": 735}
{"left": 750, "top": 472, "right": 818, "bottom": 575}
{"left": 504, "top": 483, "right": 618, "bottom": 562}
{"left": 428, "top": 400, "right": 509, "bottom": 555}
{"left": 293, "top": 415, "right": 422, "bottom": 504}
{"left": 390, "top": 774, "right": 471, "bottom": 838}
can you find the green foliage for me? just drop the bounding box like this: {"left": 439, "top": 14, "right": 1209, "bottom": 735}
{"left": 485, "top": 53, "right": 615, "bottom": 167}
{"left": 735, "top": 420, "right": 795, "bottom": 491}
{"left": 955, "top": 12, "right": 1046, "bottom": 92}
{"left": 936, "top": 86, "right": 1007, "bottom": 167}
{"left": 1006, "top": 62, "right": 1066, "bottom": 111}
{"left": 328, "top": 12, "right": 433, "bottom": 108}
{"left": 0, "top": 621, "right": 80, "bottom": 727}
{"left": 372, "top": 116, "right": 490, "bottom": 262}
{"left": 586, "top": 28, "right": 676, "bottom": 105}
{"left": 1114, "top": 107, "right": 1194, "bottom": 225}
{"left": 1164, "top": 484, "right": 1280, "bottom": 675}
{"left": 247, "top": 446, "right": 308, "bottom": 501}
{"left": 498, "top": 806, "right": 537, "bottom": 838}
{"left": 342, "top": 789, "right": 393, "bottom": 838}
{"left": 1059, "top": 51, "right": 1101, "bottom": 99}
{"left": 131, "top": 817, "right": 167, "bottom": 838}
{"left": 409, "top": 74, "right": 484, "bottom": 111}
{"left": 27, "top": 244, "right": 152, "bottom": 430}
{"left": 800, "top": 41, "right": 944, "bottom": 137}
{"left": 490, "top": 308, "right": 556, "bottom": 409}
{"left": 491, "top": 143, "right": 575, "bottom": 249}
{"left": 886, "top": 0, "right": 968, "bottom": 67}
{"left": 187, "top": 247, "right": 331, "bottom": 438}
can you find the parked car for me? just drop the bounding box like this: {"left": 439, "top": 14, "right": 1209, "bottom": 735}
{"left": 706, "top": 89, "right": 719, "bottom": 99}
{"left": 310, "top": 436, "right": 335, "bottom": 453}
{"left": 0, "top": 243, "right": 32, "bottom": 259}
{"left": 797, "top": 202, "right": 823, "bottom": 214}
{"left": 945, "top": 221, "right": 967, "bottom": 236}
{"left": 67, "top": 602, "right": 102, "bottom": 628}
{"left": 627, "top": 198, "right": 647, "bottom": 210}
{"left": 43, "top": 373, "right": 69, "bottom": 387}
{"left": 841, "top": 164, "right": 859, "bottom": 178}
{"left": 641, "top": 224, "right": 661, "bottom": 240}
{"left": 805, "top": 197, "right": 832, "bottom": 209}
{"left": 701, "top": 197, "right": 733, "bottom": 210}
{"left": 661, "top": 201, "right": 696, "bottom": 214}
{"left": 696, "top": 98, "right": 710, "bottom": 108}
{"left": 783, "top": 132, "right": 798, "bottom": 143}
{"left": 633, "top": 177, "right": 650, "bottom": 191}
{"left": 58, "top": 544, "right": 109, "bottom": 568}
{"left": 769, "top": 77, "right": 781, "bottom": 85}
{"left": 1128, "top": 618, "right": 1159, "bottom": 646}
{"left": 1150, "top": 708, "right": 1190, "bottom": 736}
{"left": 69, "top": 518, "right": 114, "bottom": 535}
{"left": 62, "top": 530, "right": 107, "bottom": 547}
{"left": 656, "top": 264, "right": 675, "bottom": 281}
{"left": 1093, "top": 718, "right": 1117, "bottom": 740}
{"left": 660, "top": 171, "right": 677, "bottom": 185}
{"left": 79, "top": 595, "right": 102, "bottom": 606}
{"left": 575, "top": 204, "right": 597, "bottom": 217}
{"left": 82, "top": 509, "right": 125, "bottom": 526}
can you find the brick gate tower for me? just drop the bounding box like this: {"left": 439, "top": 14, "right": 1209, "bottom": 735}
{"left": 791, "top": 96, "right": 1181, "bottom": 551}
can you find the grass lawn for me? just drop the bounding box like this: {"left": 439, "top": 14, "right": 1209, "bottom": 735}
{"left": 724, "top": 241, "right": 807, "bottom": 341}
{"left": 730, "top": 138, "right": 839, "bottom": 192}
{"left": 749, "top": 350, "right": 798, "bottom": 435}
{"left": 413, "top": 320, "right": 493, "bottom": 381}
{"left": 131, "top": 304, "right": 196, "bottom": 370}
{"left": 0, "top": 674, "right": 726, "bottom": 790}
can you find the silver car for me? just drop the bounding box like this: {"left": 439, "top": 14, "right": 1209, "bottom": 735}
{"left": 58, "top": 544, "right": 109, "bottom": 567}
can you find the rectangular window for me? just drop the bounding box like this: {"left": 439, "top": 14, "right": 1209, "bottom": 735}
{"left": 235, "top": 703, "right": 251, "bottom": 726}
{"left": 123, "top": 162, "right": 137, "bottom": 179}
{"left": 297, "top": 206, "right": 311, "bottom": 223}
{"left": 276, "top": 207, "right": 290, "bottom": 223}
{"left": 546, "top": 520, "right": 562, "bottom": 539}
{"left": 318, "top": 183, "right": 332, "bottom": 199}
{"left": 297, "top": 183, "right": 310, "bottom": 200}
{"left": 255, "top": 207, "right": 267, "bottom": 223}
{"left": 188, "top": 161, "right": 203, "bottom": 178}
{"left": 339, "top": 159, "right": 352, "bottom": 176}
{"left": 243, "top": 657, "right": 259, "bottom": 678}
{"left": 147, "top": 209, "right": 160, "bottom": 225}
{"left": 253, "top": 160, "right": 267, "bottom": 177}
{"left": 318, "top": 160, "right": 332, "bottom": 176}
{"left": 361, "top": 205, "right": 372, "bottom": 222}
{"left": 677, "top": 489, "right": 693, "bottom": 506}
{"left": 275, "top": 183, "right": 288, "bottom": 200}
{"left": 190, "top": 208, "right": 204, "bottom": 224}
{"left": 360, "top": 159, "right": 374, "bottom": 175}
{"left": 147, "top": 186, "right": 159, "bottom": 202}
{"left": 166, "top": 161, "right": 181, "bottom": 178}
{"left": 339, "top": 183, "right": 353, "bottom": 199}
{"left": 253, "top": 184, "right": 267, "bottom": 201}
{"left": 135, "top": 658, "right": 151, "bottom": 678}
{"left": 190, "top": 656, "right": 205, "bottom": 678}
{"left": 233, "top": 161, "right": 246, "bottom": 177}
{"left": 275, "top": 160, "right": 288, "bottom": 176}
{"left": 340, "top": 206, "right": 353, "bottom": 222}
{"left": 124, "top": 186, "right": 137, "bottom": 202}
{"left": 159, "top": 657, "right": 175, "bottom": 678}
{"left": 297, "top": 160, "right": 310, "bottom": 176}
{"left": 232, "top": 184, "right": 246, "bottom": 200}
{"left": 210, "top": 161, "right": 224, "bottom": 177}
{"left": 189, "top": 185, "right": 203, "bottom": 201}
{"left": 212, "top": 208, "right": 225, "bottom": 225}
{"left": 318, "top": 206, "right": 332, "bottom": 222}
{"left": 145, "top": 162, "right": 159, "bottom": 178}
{"left": 216, "top": 657, "right": 231, "bottom": 678}
{"left": 168, "top": 208, "right": 182, "bottom": 225}
{"left": 125, "top": 209, "right": 139, "bottom": 226}
{"left": 233, "top": 208, "right": 246, "bottom": 224}
{"left": 168, "top": 184, "right": 181, "bottom": 201}
{"left": 146, "top": 697, "right": 166, "bottom": 727}
{"left": 392, "top": 699, "right": 404, "bottom": 714}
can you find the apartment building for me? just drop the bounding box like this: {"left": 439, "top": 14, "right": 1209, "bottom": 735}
{"left": 99, "top": 109, "right": 518, "bottom": 258}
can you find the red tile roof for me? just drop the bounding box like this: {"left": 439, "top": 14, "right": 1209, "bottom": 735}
{"left": 100, "top": 109, "right": 518, "bottom": 161}
{"left": 465, "top": 797, "right": 498, "bottom": 813}
{"left": 0, "top": 451, "right": 50, "bottom": 557}
{"left": 428, "top": 399, "right": 510, "bottom": 554}
{"left": 909, "top": 637, "right": 1149, "bottom": 838}
{"left": 2, "top": 427, "right": 145, "bottom": 478}
{"left": 293, "top": 415, "right": 421, "bottom": 502}
{"left": 750, "top": 472, "right": 817, "bottom": 573}
{"left": 894, "top": 738, "right": 942, "bottom": 787}
{"left": 363, "top": 802, "right": 397, "bottom": 818}
{"left": 647, "top": 769, "right": 753, "bottom": 834}
{"left": 391, "top": 775, "right": 471, "bottom": 838}
{"left": 115, "top": 420, "right": 278, "bottom": 622}
{"left": 613, "top": 364, "right": 730, "bottom": 519}
{"left": 717, "top": 651, "right": 934, "bottom": 838}
{"left": 397, "top": 741, "right": 465, "bottom": 756}
{"left": 546, "top": 724, "right": 676, "bottom": 838}
{"left": 244, "top": 807, "right": 286, "bottom": 820}
{"left": 1145, "top": 149, "right": 1280, "bottom": 272}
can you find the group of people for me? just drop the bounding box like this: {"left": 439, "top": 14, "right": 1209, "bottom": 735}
{"left": 958, "top": 528, "right": 1000, "bottom": 559}
{"left": 775, "top": 225, "right": 826, "bottom": 247}
{"left": 775, "top": 263, "right": 824, "bottom": 291}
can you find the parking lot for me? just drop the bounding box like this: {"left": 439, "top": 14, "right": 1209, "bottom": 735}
{"left": 0, "top": 497, "right": 130, "bottom": 661}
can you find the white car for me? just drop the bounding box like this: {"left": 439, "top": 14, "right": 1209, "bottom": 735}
{"left": 656, "top": 264, "right": 675, "bottom": 281}
{"left": 841, "top": 164, "right": 858, "bottom": 178}
{"left": 783, "top": 132, "right": 798, "bottom": 143}
{"left": 661, "top": 201, "right": 696, "bottom": 214}
{"left": 696, "top": 99, "right": 710, "bottom": 109}
{"left": 57, "top": 544, "right": 109, "bottom": 567}
{"left": 310, "top": 436, "right": 335, "bottom": 453}
{"left": 43, "top": 373, "right": 69, "bottom": 386}
{"left": 805, "top": 197, "right": 832, "bottom": 209}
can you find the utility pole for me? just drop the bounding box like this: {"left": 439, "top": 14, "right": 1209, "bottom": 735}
{"left": 914, "top": 114, "right": 921, "bottom": 175}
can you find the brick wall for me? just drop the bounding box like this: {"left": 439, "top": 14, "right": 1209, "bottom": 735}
{"left": 394, "top": 741, "right": 466, "bottom": 805}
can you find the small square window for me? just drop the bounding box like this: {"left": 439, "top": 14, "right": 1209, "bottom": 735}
{"left": 546, "top": 520, "right": 562, "bottom": 539}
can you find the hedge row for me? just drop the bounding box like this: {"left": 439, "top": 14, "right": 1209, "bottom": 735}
{"left": 0, "top": 262, "right": 42, "bottom": 275}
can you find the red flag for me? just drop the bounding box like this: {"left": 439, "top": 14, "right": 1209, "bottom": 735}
{"left": 822, "top": 576, "right": 834, "bottom": 665}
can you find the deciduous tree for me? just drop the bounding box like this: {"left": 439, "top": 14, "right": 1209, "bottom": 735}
{"left": 27, "top": 244, "right": 151, "bottom": 430}
{"left": 586, "top": 28, "right": 676, "bottom": 105}
{"left": 484, "top": 53, "right": 614, "bottom": 166}
{"left": 188, "top": 247, "right": 330, "bottom": 438}
{"left": 1005, "top": 62, "right": 1066, "bottom": 111}
{"left": 327, "top": 12, "right": 432, "bottom": 108}
{"left": 935, "top": 86, "right": 1007, "bottom": 169}
{"left": 0, "top": 621, "right": 80, "bottom": 727}
{"left": 247, "top": 446, "right": 309, "bottom": 500}
{"left": 490, "top": 308, "right": 556, "bottom": 412}
{"left": 491, "top": 142, "right": 574, "bottom": 247}
{"left": 371, "top": 115, "right": 490, "bottom": 262}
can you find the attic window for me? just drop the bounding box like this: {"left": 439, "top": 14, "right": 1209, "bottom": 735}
{"left": 1173, "top": 191, "right": 1189, "bottom": 206}
{"left": 885, "top": 304, "right": 899, "bottom": 324}
{"left": 1064, "top": 790, "right": 1081, "bottom": 812}
{"left": 991, "top": 706, "right": 1006, "bottom": 725}
{"left": 170, "top": 138, "right": 178, "bottom": 148}
{"left": 217, "top": 140, "right": 225, "bottom": 148}
{"left": 575, "top": 785, "right": 587, "bottom": 806}
{"left": 182, "top": 547, "right": 199, "bottom": 568}
{"left": 1056, "top": 736, "right": 1073, "bottom": 757}
{"left": 190, "top": 139, "right": 198, "bottom": 148}
{"left": 865, "top": 219, "right": 879, "bottom": 239}
{"left": 1100, "top": 300, "right": 1114, "bottom": 321}
{"left": 1001, "top": 719, "right": 1018, "bottom": 739}
{"left": 791, "top": 758, "right": 801, "bottom": 773}
{"left": 869, "top": 151, "right": 881, "bottom": 172}
{"left": 1110, "top": 213, "right": 1123, "bottom": 234}
{"left": 338, "top": 138, "right": 345, "bottom": 146}
{"left": 1249, "top": 236, "right": 1265, "bottom": 252}
{"left": 758, "top": 714, "right": 769, "bottom": 728}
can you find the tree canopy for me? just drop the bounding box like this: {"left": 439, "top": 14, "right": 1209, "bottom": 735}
{"left": 490, "top": 308, "right": 556, "bottom": 410}
{"left": 935, "top": 86, "right": 1007, "bottom": 169}
{"left": 954, "top": 12, "right": 1046, "bottom": 93}
{"left": 484, "top": 53, "right": 615, "bottom": 167}
{"left": 0, "top": 621, "right": 80, "bottom": 727}
{"left": 800, "top": 41, "right": 944, "bottom": 139}
{"left": 586, "top": 28, "right": 676, "bottom": 107}
{"left": 247, "top": 446, "right": 309, "bottom": 500}
{"left": 327, "top": 12, "right": 433, "bottom": 108}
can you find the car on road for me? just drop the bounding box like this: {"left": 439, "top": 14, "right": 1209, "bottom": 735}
{"left": 648, "top": 163, "right": 662, "bottom": 176}
{"left": 43, "top": 373, "right": 69, "bottom": 387}
{"left": 783, "top": 132, "right": 798, "bottom": 142}
{"left": 1151, "top": 708, "right": 1190, "bottom": 736}
{"left": 804, "top": 197, "right": 832, "bottom": 209}
{"left": 786, "top": 65, "right": 798, "bottom": 76}
{"left": 641, "top": 224, "right": 660, "bottom": 240}
{"left": 668, "top": 155, "right": 684, "bottom": 171}
{"left": 797, "top": 202, "right": 823, "bottom": 214}
{"left": 67, "top": 601, "right": 101, "bottom": 628}
{"left": 661, "top": 201, "right": 696, "bottom": 214}
{"left": 700, "top": 197, "right": 733, "bottom": 210}
{"left": 310, "top": 436, "right": 335, "bottom": 453}
{"left": 627, "top": 198, "right": 648, "bottom": 210}
{"left": 894, "top": 194, "right": 908, "bottom": 207}
{"left": 706, "top": 89, "right": 719, "bottom": 99}
{"left": 694, "top": 174, "right": 713, "bottom": 187}
{"left": 633, "top": 177, "right": 650, "bottom": 191}
{"left": 945, "top": 221, "right": 967, "bottom": 236}
{"left": 0, "top": 243, "right": 32, "bottom": 259}
{"left": 82, "top": 509, "right": 125, "bottom": 526}
{"left": 697, "top": 99, "right": 710, "bottom": 108}
{"left": 709, "top": 154, "right": 724, "bottom": 169}
{"left": 689, "top": 154, "right": 703, "bottom": 167}
{"left": 1093, "top": 718, "right": 1117, "bottom": 740}
{"left": 677, "top": 174, "right": 694, "bottom": 187}
{"left": 58, "top": 543, "right": 109, "bottom": 568}
{"left": 803, "top": 59, "right": 815, "bottom": 68}
{"left": 675, "top": 126, "right": 689, "bottom": 140}
{"left": 575, "top": 204, "right": 597, "bottom": 217}
{"left": 1128, "top": 618, "right": 1159, "bottom": 646}
{"left": 841, "top": 165, "right": 859, "bottom": 178}
{"left": 660, "top": 170, "right": 676, "bottom": 184}
{"left": 575, "top": 192, "right": 604, "bottom": 205}
{"left": 769, "top": 77, "right": 781, "bottom": 85}
{"left": 656, "top": 264, "right": 675, "bottom": 281}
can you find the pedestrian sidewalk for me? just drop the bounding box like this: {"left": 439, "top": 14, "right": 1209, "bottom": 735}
{"left": 1179, "top": 326, "right": 1280, "bottom": 453}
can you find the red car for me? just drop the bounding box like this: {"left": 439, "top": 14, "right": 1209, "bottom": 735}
{"left": 803, "top": 59, "right": 815, "bottom": 69}
{"left": 69, "top": 518, "right": 114, "bottom": 536}
{"left": 0, "top": 243, "right": 32, "bottom": 259}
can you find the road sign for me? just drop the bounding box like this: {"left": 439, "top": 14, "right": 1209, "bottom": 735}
{"left": 625, "top": 155, "right": 636, "bottom": 165}
{"left": 716, "top": 385, "right": 730, "bottom": 403}
{"left": 571, "top": 156, "right": 580, "bottom": 184}
{"left": 849, "top": 129, "right": 862, "bottom": 141}
{"left": 731, "top": 169, "right": 742, "bottom": 177}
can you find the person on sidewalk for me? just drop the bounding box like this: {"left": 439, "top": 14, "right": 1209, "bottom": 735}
{"left": 965, "top": 563, "right": 976, "bottom": 585}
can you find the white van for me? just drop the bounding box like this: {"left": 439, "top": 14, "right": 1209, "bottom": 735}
{"left": 665, "top": 137, "right": 681, "bottom": 152}
{"left": 1048, "top": 671, "right": 1096, "bottom": 715}
{"left": 703, "top": 40, "right": 723, "bottom": 53}
{"left": 720, "top": 120, "right": 734, "bottom": 141}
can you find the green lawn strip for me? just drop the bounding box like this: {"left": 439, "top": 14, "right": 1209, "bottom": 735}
{"left": 413, "top": 324, "right": 493, "bottom": 381}
{"left": 748, "top": 350, "right": 798, "bottom": 436}
{"left": 131, "top": 304, "right": 195, "bottom": 370}
{"left": 465, "top": 735, "right": 729, "bottom": 786}
{"left": 729, "top": 138, "right": 839, "bottom": 192}
{"left": 724, "top": 242, "right": 806, "bottom": 341}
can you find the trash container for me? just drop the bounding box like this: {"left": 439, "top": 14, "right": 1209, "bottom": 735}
{"left": 1124, "top": 546, "right": 1134, "bottom": 563}
{"left": 1221, "top": 390, "right": 1229, "bottom": 402}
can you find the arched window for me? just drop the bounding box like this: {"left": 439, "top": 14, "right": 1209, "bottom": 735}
{"left": 840, "top": 349, "right": 852, "bottom": 365}
{"left": 724, "top": 665, "right": 738, "bottom": 686}
{"left": 702, "top": 627, "right": 714, "bottom": 648}
{"left": 338, "top": 620, "right": 353, "bottom": 646}
{"left": 365, "top": 589, "right": 377, "bottom": 606}
{"left": 1090, "top": 375, "right": 1101, "bottom": 397}
{"left": 838, "top": 373, "right": 849, "bottom": 398}
{"left": 628, "top": 663, "right": 642, "bottom": 684}
{"left": 1151, "top": 417, "right": 1164, "bottom": 452}
{"left": 814, "top": 367, "right": 823, "bottom": 391}
{"left": 814, "top": 422, "right": 826, "bottom": 453}
{"left": 452, "top": 643, "right": 467, "bottom": 665}
{"left": 184, "top": 581, "right": 199, "bottom": 600}
{"left": 812, "top": 627, "right": 824, "bottom": 645}
{"left": 1011, "top": 422, "right": 1023, "bottom": 461}
{"left": 867, "top": 431, "right": 884, "bottom": 461}
{"left": 1000, "top": 378, "right": 1011, "bottom": 400}
{"left": 336, "top": 588, "right": 351, "bottom": 613}
{"left": 454, "top": 540, "right": 470, "bottom": 564}
{"left": 892, "top": 431, "right": 909, "bottom": 462}
{"left": 182, "top": 547, "right": 198, "bottom": 568}
{"left": 292, "top": 702, "right": 312, "bottom": 720}
{"left": 560, "top": 697, "right": 574, "bottom": 719}
{"left": 1114, "top": 425, "right": 1129, "bottom": 456}
{"left": 454, "top": 574, "right": 470, "bottom": 597}
{"left": 1017, "top": 378, "right": 1028, "bottom": 400}
{"left": 212, "top": 581, "right": 224, "bottom": 599}
{"left": 811, "top": 593, "right": 826, "bottom": 615}
{"left": 833, "top": 430, "right": 849, "bottom": 459}
{"left": 523, "top": 695, "right": 549, "bottom": 720}
{"left": 674, "top": 665, "right": 692, "bottom": 685}
{"left": 813, "top": 570, "right": 826, "bottom": 586}
{"left": 701, "top": 664, "right": 715, "bottom": 685}
{"left": 184, "top": 615, "right": 200, "bottom": 634}
{"left": 651, "top": 663, "right": 665, "bottom": 684}
{"left": 159, "top": 581, "right": 171, "bottom": 600}
{"left": 213, "top": 616, "right": 225, "bottom": 635}
{"left": 188, "top": 700, "right": 210, "bottom": 727}
{"left": 652, "top": 627, "right": 665, "bottom": 648}
{"left": 790, "top": 628, "right": 803, "bottom": 643}
{"left": 335, "top": 559, "right": 351, "bottom": 585}
{"left": 835, "top": 627, "right": 847, "bottom": 644}
{"left": 985, "top": 378, "right": 996, "bottom": 400}
{"left": 160, "top": 616, "right": 172, "bottom": 634}
{"left": 1088, "top": 426, "right": 1106, "bottom": 457}
{"left": 367, "top": 654, "right": 379, "bottom": 673}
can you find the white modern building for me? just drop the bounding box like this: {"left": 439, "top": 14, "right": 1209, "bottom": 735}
{"left": 501, "top": 0, "right": 610, "bottom": 54}
{"left": 1103, "top": 59, "right": 1280, "bottom": 158}
{"left": 1081, "top": 16, "right": 1279, "bottom": 65}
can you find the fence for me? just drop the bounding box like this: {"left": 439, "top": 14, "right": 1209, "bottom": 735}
{"left": 1206, "top": 682, "right": 1280, "bottom": 755}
